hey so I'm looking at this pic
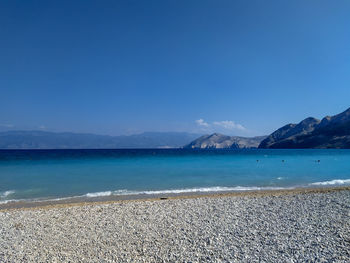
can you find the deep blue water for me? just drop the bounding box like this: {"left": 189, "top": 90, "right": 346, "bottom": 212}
{"left": 1, "top": 149, "right": 350, "bottom": 202}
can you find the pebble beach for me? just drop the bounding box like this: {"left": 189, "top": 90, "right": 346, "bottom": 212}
{"left": 1, "top": 187, "right": 349, "bottom": 262}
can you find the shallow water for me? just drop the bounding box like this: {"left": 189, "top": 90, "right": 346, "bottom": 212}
{"left": 0, "top": 149, "right": 350, "bottom": 203}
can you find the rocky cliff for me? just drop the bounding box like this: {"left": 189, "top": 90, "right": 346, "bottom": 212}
{"left": 259, "top": 107, "right": 350, "bottom": 149}
{"left": 184, "top": 133, "right": 267, "bottom": 149}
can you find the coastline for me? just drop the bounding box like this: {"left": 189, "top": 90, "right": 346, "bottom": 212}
{"left": 1, "top": 185, "right": 349, "bottom": 262}
{"left": 1, "top": 185, "right": 350, "bottom": 211}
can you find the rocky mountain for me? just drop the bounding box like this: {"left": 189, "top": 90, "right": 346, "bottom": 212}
{"left": 0, "top": 131, "right": 201, "bottom": 149}
{"left": 183, "top": 133, "right": 267, "bottom": 149}
{"left": 259, "top": 107, "right": 350, "bottom": 149}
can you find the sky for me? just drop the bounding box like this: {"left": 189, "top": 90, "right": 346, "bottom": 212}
{"left": 1, "top": 0, "right": 350, "bottom": 136}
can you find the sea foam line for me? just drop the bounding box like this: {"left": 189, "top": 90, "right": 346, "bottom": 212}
{"left": 310, "top": 179, "right": 350, "bottom": 186}
{"left": 0, "top": 186, "right": 296, "bottom": 204}
{"left": 84, "top": 186, "right": 288, "bottom": 198}
{"left": 2, "top": 179, "right": 349, "bottom": 205}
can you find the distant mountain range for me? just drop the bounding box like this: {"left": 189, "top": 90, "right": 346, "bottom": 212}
{"left": 259, "top": 107, "right": 350, "bottom": 149}
{"left": 183, "top": 133, "right": 267, "bottom": 149}
{"left": 2, "top": 107, "right": 349, "bottom": 149}
{"left": 0, "top": 131, "right": 201, "bottom": 149}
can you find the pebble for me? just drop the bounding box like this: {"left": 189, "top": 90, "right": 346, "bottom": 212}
{"left": 0, "top": 190, "right": 349, "bottom": 262}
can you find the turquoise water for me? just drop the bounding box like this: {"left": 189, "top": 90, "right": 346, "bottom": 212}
{"left": 1, "top": 149, "right": 350, "bottom": 203}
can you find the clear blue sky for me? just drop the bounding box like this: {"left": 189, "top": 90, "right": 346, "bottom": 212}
{"left": 1, "top": 0, "right": 350, "bottom": 136}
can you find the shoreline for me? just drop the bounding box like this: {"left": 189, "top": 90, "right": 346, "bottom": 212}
{"left": 1, "top": 185, "right": 350, "bottom": 211}
{"left": 1, "top": 185, "right": 349, "bottom": 262}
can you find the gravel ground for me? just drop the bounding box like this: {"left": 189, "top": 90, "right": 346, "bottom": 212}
{"left": 0, "top": 190, "right": 349, "bottom": 262}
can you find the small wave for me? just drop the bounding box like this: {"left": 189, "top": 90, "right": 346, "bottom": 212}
{"left": 82, "top": 186, "right": 289, "bottom": 198}
{"left": 86, "top": 191, "right": 112, "bottom": 197}
{"left": 0, "top": 190, "right": 17, "bottom": 204}
{"left": 0, "top": 190, "right": 15, "bottom": 198}
{"left": 137, "top": 186, "right": 266, "bottom": 195}
{"left": 115, "top": 186, "right": 287, "bottom": 196}
{"left": 310, "top": 179, "right": 350, "bottom": 186}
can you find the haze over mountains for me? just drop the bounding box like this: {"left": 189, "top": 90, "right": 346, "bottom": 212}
{"left": 1, "top": 107, "right": 349, "bottom": 149}
{"left": 259, "top": 107, "right": 350, "bottom": 149}
{"left": 0, "top": 130, "right": 267, "bottom": 150}
{"left": 0, "top": 131, "right": 201, "bottom": 149}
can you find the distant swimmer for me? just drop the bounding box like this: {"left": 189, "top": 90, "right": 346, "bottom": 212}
{"left": 282, "top": 160, "right": 285, "bottom": 162}
{"left": 256, "top": 160, "right": 259, "bottom": 162}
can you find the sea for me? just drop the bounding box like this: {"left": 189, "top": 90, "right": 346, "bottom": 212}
{"left": 1, "top": 149, "right": 350, "bottom": 204}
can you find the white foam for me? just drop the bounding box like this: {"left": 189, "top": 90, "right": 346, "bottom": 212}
{"left": 310, "top": 179, "right": 350, "bottom": 186}
{"left": 86, "top": 191, "right": 112, "bottom": 197}
{"left": 106, "top": 186, "right": 288, "bottom": 196}
{"left": 0, "top": 190, "right": 17, "bottom": 205}
{"left": 113, "top": 189, "right": 130, "bottom": 195}
{"left": 82, "top": 186, "right": 290, "bottom": 198}
{"left": 0, "top": 190, "right": 15, "bottom": 198}
{"left": 0, "top": 185, "right": 303, "bottom": 205}
{"left": 139, "top": 186, "right": 250, "bottom": 194}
